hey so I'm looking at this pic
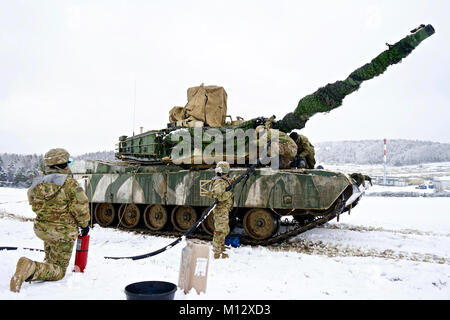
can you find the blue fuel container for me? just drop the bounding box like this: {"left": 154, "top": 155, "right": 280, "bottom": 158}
{"left": 225, "top": 235, "right": 241, "bottom": 248}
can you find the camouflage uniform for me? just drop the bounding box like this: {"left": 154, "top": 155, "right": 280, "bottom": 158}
{"left": 293, "top": 134, "right": 316, "bottom": 169}
{"left": 10, "top": 148, "right": 90, "bottom": 292}
{"left": 350, "top": 173, "right": 372, "bottom": 188}
{"left": 256, "top": 126, "right": 298, "bottom": 169}
{"left": 207, "top": 162, "right": 235, "bottom": 258}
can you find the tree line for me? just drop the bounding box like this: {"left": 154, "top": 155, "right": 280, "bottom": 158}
{"left": 0, "top": 151, "right": 114, "bottom": 188}
{"left": 315, "top": 139, "right": 450, "bottom": 166}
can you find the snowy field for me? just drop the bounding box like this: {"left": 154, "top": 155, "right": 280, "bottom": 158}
{"left": 322, "top": 161, "right": 450, "bottom": 179}
{"left": 0, "top": 187, "right": 449, "bottom": 300}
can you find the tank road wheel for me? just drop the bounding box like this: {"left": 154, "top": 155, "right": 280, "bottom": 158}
{"left": 201, "top": 208, "right": 215, "bottom": 235}
{"left": 94, "top": 203, "right": 116, "bottom": 227}
{"left": 143, "top": 204, "right": 168, "bottom": 231}
{"left": 171, "top": 206, "right": 197, "bottom": 232}
{"left": 243, "top": 208, "right": 279, "bottom": 240}
{"left": 118, "top": 203, "right": 141, "bottom": 228}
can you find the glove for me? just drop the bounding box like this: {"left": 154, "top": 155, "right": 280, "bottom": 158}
{"left": 80, "top": 225, "right": 90, "bottom": 237}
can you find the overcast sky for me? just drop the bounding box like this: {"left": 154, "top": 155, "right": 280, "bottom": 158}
{"left": 1, "top": 0, "right": 449, "bottom": 156}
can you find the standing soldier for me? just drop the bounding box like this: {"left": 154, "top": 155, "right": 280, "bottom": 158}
{"left": 10, "top": 148, "right": 90, "bottom": 293}
{"left": 207, "top": 161, "right": 236, "bottom": 259}
{"left": 289, "top": 132, "right": 316, "bottom": 169}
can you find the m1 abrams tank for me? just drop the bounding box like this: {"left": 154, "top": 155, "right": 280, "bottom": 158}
{"left": 73, "top": 24, "right": 435, "bottom": 245}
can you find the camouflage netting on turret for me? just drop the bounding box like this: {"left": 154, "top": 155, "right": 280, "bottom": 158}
{"left": 277, "top": 24, "right": 435, "bottom": 133}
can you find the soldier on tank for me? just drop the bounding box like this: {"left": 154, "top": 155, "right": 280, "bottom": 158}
{"left": 289, "top": 132, "right": 316, "bottom": 169}
{"left": 255, "top": 123, "right": 298, "bottom": 170}
{"left": 10, "top": 148, "right": 91, "bottom": 293}
{"left": 207, "top": 161, "right": 236, "bottom": 259}
{"left": 350, "top": 173, "right": 373, "bottom": 188}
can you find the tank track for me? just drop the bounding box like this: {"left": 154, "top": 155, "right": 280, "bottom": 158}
{"left": 241, "top": 212, "right": 338, "bottom": 246}
{"left": 94, "top": 196, "right": 346, "bottom": 247}
{"left": 240, "top": 195, "right": 345, "bottom": 246}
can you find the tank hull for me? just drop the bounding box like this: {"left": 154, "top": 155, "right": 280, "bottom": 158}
{"left": 73, "top": 160, "right": 363, "bottom": 244}
{"left": 79, "top": 167, "right": 353, "bottom": 210}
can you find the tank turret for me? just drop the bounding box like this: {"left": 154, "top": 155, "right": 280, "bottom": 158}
{"left": 115, "top": 24, "right": 435, "bottom": 166}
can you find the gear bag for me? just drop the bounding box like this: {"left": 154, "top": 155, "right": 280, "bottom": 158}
{"left": 169, "top": 83, "right": 228, "bottom": 127}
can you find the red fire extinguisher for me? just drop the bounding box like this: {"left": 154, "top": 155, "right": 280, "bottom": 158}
{"left": 73, "top": 234, "right": 90, "bottom": 273}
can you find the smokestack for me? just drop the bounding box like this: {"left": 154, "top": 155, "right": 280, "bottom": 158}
{"left": 383, "top": 138, "right": 387, "bottom": 185}
{"left": 140, "top": 127, "right": 143, "bottom": 134}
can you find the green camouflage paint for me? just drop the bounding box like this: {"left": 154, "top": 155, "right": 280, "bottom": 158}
{"left": 76, "top": 162, "right": 351, "bottom": 212}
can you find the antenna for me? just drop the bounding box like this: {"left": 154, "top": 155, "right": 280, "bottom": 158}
{"left": 132, "top": 78, "right": 136, "bottom": 136}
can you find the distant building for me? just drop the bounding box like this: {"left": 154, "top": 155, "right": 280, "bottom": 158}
{"left": 372, "top": 176, "right": 407, "bottom": 186}
{"left": 433, "top": 177, "right": 450, "bottom": 192}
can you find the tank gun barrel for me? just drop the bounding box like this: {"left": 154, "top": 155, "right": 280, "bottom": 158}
{"left": 275, "top": 24, "right": 435, "bottom": 133}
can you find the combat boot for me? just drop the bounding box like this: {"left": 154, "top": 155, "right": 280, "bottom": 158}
{"left": 10, "top": 257, "right": 36, "bottom": 293}
{"left": 214, "top": 250, "right": 229, "bottom": 259}
{"left": 221, "top": 245, "right": 231, "bottom": 256}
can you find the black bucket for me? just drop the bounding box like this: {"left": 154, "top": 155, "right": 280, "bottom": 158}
{"left": 124, "top": 281, "right": 177, "bottom": 300}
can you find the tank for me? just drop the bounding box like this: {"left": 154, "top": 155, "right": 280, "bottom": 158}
{"left": 72, "top": 24, "right": 435, "bottom": 245}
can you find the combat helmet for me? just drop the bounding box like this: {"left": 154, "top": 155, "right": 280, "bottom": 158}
{"left": 215, "top": 161, "right": 230, "bottom": 174}
{"left": 44, "top": 148, "right": 70, "bottom": 167}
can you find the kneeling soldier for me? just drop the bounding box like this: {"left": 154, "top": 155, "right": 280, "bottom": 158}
{"left": 10, "top": 148, "right": 90, "bottom": 292}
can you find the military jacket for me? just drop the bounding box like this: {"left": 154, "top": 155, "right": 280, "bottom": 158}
{"left": 295, "top": 135, "right": 315, "bottom": 158}
{"left": 257, "top": 129, "right": 298, "bottom": 158}
{"left": 208, "top": 175, "right": 236, "bottom": 209}
{"left": 27, "top": 171, "right": 90, "bottom": 230}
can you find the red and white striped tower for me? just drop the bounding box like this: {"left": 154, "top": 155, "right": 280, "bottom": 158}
{"left": 383, "top": 138, "right": 387, "bottom": 185}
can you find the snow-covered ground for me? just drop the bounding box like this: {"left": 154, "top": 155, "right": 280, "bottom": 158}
{"left": 0, "top": 187, "right": 449, "bottom": 300}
